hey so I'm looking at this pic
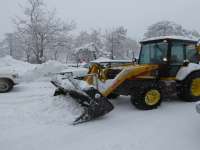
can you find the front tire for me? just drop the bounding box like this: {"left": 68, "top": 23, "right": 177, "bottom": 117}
{"left": 131, "top": 84, "right": 162, "bottom": 110}
{"left": 177, "top": 72, "right": 200, "bottom": 102}
{"left": 0, "top": 79, "right": 13, "bottom": 93}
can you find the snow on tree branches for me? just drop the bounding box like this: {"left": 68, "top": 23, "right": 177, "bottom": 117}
{"left": 144, "top": 21, "right": 200, "bottom": 39}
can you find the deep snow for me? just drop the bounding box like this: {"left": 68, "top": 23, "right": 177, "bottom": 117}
{"left": 0, "top": 56, "right": 200, "bottom": 150}
{"left": 0, "top": 81, "right": 200, "bottom": 150}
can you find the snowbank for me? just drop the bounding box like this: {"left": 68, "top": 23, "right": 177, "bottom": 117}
{"left": 22, "top": 60, "right": 68, "bottom": 82}
{"left": 0, "top": 55, "right": 35, "bottom": 75}
{"left": 0, "top": 56, "right": 81, "bottom": 82}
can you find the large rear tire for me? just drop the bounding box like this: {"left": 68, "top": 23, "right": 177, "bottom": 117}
{"left": 0, "top": 79, "right": 13, "bottom": 93}
{"left": 131, "top": 84, "right": 162, "bottom": 110}
{"left": 177, "top": 72, "right": 200, "bottom": 102}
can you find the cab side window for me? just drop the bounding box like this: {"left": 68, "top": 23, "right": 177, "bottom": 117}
{"left": 171, "top": 42, "right": 184, "bottom": 65}
{"left": 186, "top": 44, "right": 199, "bottom": 63}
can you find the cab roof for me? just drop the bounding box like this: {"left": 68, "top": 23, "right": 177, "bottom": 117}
{"left": 140, "top": 35, "right": 198, "bottom": 43}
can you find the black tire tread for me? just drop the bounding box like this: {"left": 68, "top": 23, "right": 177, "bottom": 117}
{"left": 0, "top": 78, "right": 13, "bottom": 93}
{"left": 177, "top": 71, "right": 200, "bottom": 102}
{"left": 131, "top": 83, "right": 162, "bottom": 110}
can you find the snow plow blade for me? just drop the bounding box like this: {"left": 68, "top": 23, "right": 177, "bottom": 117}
{"left": 51, "top": 81, "right": 114, "bottom": 125}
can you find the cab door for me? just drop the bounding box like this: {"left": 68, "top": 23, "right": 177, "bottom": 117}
{"left": 168, "top": 41, "right": 185, "bottom": 77}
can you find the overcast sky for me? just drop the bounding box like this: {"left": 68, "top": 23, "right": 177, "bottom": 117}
{"left": 0, "top": 0, "right": 200, "bottom": 40}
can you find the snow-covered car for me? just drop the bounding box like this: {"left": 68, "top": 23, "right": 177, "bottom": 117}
{"left": 90, "top": 58, "right": 133, "bottom": 67}
{"left": 196, "top": 102, "right": 200, "bottom": 114}
{"left": 59, "top": 67, "right": 89, "bottom": 78}
{"left": 0, "top": 73, "right": 18, "bottom": 93}
{"left": 58, "top": 58, "right": 133, "bottom": 79}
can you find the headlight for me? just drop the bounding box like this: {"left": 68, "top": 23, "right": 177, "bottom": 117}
{"left": 12, "top": 74, "right": 18, "bottom": 78}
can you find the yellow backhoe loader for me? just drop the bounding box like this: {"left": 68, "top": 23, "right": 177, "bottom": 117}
{"left": 51, "top": 36, "right": 200, "bottom": 124}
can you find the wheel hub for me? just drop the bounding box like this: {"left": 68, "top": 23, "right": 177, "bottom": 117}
{"left": 191, "top": 78, "right": 200, "bottom": 97}
{"left": 145, "top": 90, "right": 160, "bottom": 106}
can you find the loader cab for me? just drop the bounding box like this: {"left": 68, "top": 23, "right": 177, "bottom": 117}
{"left": 139, "top": 36, "right": 198, "bottom": 77}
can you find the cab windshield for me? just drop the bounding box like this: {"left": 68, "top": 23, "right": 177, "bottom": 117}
{"left": 139, "top": 42, "right": 168, "bottom": 64}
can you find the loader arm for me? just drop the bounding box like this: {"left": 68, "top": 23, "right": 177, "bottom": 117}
{"left": 84, "top": 63, "right": 107, "bottom": 84}
{"left": 101, "top": 65, "right": 159, "bottom": 97}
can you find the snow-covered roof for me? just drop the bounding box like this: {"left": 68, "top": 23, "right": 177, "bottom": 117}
{"left": 90, "top": 57, "right": 112, "bottom": 63}
{"left": 90, "top": 57, "right": 132, "bottom": 63}
{"left": 141, "top": 36, "right": 198, "bottom": 43}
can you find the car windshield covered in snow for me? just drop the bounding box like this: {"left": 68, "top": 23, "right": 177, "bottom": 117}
{"left": 139, "top": 41, "right": 168, "bottom": 64}
{"left": 90, "top": 59, "right": 133, "bottom": 68}
{"left": 92, "top": 61, "right": 132, "bottom": 68}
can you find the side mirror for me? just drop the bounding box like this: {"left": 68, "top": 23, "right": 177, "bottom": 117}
{"left": 183, "top": 59, "right": 190, "bottom": 66}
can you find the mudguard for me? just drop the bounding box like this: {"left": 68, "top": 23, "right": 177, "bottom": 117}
{"left": 176, "top": 63, "right": 200, "bottom": 81}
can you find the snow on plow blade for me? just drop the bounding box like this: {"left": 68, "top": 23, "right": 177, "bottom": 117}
{"left": 51, "top": 78, "right": 114, "bottom": 125}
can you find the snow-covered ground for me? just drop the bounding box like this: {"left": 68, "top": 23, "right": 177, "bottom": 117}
{"left": 1, "top": 80, "right": 200, "bottom": 150}
{"left": 0, "top": 56, "right": 200, "bottom": 150}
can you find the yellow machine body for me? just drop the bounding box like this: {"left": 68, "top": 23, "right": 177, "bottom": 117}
{"left": 84, "top": 63, "right": 159, "bottom": 97}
